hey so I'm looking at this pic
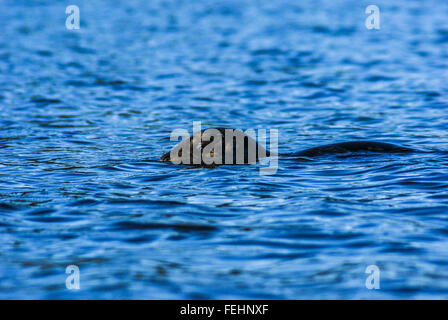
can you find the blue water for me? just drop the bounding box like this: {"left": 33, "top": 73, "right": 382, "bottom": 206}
{"left": 1, "top": 0, "right": 448, "bottom": 299}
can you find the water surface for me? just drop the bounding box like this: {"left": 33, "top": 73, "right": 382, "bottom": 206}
{"left": 1, "top": 0, "right": 448, "bottom": 299}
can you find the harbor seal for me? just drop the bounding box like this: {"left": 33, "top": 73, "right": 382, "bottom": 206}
{"left": 160, "top": 127, "right": 415, "bottom": 167}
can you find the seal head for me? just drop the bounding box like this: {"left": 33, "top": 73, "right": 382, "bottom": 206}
{"left": 160, "top": 128, "right": 269, "bottom": 167}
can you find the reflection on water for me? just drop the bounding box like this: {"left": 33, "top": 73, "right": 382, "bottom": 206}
{"left": 0, "top": 0, "right": 448, "bottom": 299}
